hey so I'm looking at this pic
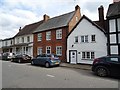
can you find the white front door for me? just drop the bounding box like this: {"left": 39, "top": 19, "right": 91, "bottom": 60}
{"left": 70, "top": 51, "right": 77, "bottom": 64}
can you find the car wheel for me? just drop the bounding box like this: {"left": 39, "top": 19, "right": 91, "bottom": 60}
{"left": 31, "top": 61, "right": 34, "bottom": 65}
{"left": 18, "top": 59, "right": 21, "bottom": 63}
{"left": 95, "top": 66, "right": 109, "bottom": 77}
{"left": 45, "top": 62, "right": 50, "bottom": 68}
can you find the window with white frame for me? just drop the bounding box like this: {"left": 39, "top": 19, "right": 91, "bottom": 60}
{"left": 46, "top": 31, "right": 51, "bottom": 40}
{"left": 27, "top": 36, "right": 30, "bottom": 42}
{"left": 22, "top": 37, "right": 24, "bottom": 43}
{"left": 117, "top": 18, "right": 120, "bottom": 31}
{"left": 38, "top": 47, "right": 42, "bottom": 55}
{"left": 81, "top": 35, "right": 88, "bottom": 43}
{"left": 91, "top": 35, "right": 96, "bottom": 42}
{"left": 118, "top": 33, "right": 120, "bottom": 43}
{"left": 74, "top": 36, "right": 78, "bottom": 43}
{"left": 38, "top": 33, "right": 42, "bottom": 41}
{"left": 46, "top": 46, "right": 51, "bottom": 54}
{"left": 56, "top": 29, "right": 62, "bottom": 39}
{"left": 56, "top": 46, "right": 62, "bottom": 56}
{"left": 17, "top": 38, "right": 19, "bottom": 43}
{"left": 82, "top": 52, "right": 95, "bottom": 59}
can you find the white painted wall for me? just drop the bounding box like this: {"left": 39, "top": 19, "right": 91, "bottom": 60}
{"left": 67, "top": 18, "right": 107, "bottom": 64}
{"left": 15, "top": 34, "right": 33, "bottom": 44}
{"left": 2, "top": 39, "right": 13, "bottom": 47}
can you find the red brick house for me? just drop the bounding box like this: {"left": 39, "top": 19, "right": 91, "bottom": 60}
{"left": 33, "top": 5, "right": 81, "bottom": 62}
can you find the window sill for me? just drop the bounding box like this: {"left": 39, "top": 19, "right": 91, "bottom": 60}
{"left": 91, "top": 41, "right": 96, "bottom": 43}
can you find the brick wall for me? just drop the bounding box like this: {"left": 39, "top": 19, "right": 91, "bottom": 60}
{"left": 33, "top": 26, "right": 68, "bottom": 62}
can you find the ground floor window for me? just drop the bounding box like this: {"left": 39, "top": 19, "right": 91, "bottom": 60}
{"left": 56, "top": 46, "right": 62, "bottom": 56}
{"left": 38, "top": 47, "right": 42, "bottom": 55}
{"left": 46, "top": 46, "right": 51, "bottom": 54}
{"left": 82, "top": 52, "right": 95, "bottom": 60}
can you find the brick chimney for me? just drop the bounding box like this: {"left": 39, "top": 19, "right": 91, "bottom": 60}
{"left": 43, "top": 14, "right": 50, "bottom": 21}
{"left": 98, "top": 5, "right": 104, "bottom": 22}
{"left": 113, "top": 0, "right": 120, "bottom": 2}
{"left": 19, "top": 27, "right": 21, "bottom": 32}
{"left": 75, "top": 5, "right": 80, "bottom": 11}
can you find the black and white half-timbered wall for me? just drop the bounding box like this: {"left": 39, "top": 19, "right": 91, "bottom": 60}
{"left": 106, "top": 1, "right": 120, "bottom": 55}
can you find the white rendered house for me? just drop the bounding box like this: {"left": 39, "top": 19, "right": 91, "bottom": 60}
{"left": 67, "top": 15, "right": 107, "bottom": 64}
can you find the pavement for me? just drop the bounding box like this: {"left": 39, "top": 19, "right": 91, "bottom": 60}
{"left": 60, "top": 63, "right": 92, "bottom": 70}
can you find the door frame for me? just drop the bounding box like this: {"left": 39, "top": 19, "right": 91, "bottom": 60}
{"left": 69, "top": 50, "right": 77, "bottom": 64}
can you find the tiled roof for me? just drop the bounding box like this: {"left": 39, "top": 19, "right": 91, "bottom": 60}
{"left": 106, "top": 1, "right": 120, "bottom": 17}
{"left": 34, "top": 11, "right": 75, "bottom": 33}
{"left": 15, "top": 20, "right": 44, "bottom": 37}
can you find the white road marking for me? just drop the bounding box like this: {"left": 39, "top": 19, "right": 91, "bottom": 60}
{"left": 46, "top": 74, "right": 55, "bottom": 78}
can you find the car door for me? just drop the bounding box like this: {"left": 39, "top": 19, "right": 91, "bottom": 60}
{"left": 40, "top": 54, "right": 46, "bottom": 65}
{"left": 108, "top": 56, "right": 120, "bottom": 76}
{"left": 35, "top": 55, "right": 41, "bottom": 65}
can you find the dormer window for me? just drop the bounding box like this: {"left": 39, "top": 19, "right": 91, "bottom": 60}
{"left": 76, "top": 16, "right": 78, "bottom": 22}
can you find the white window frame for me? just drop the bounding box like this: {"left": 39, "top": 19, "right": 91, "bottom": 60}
{"left": 56, "top": 29, "right": 62, "bottom": 39}
{"left": 46, "top": 46, "right": 51, "bottom": 54}
{"left": 27, "top": 36, "right": 30, "bottom": 42}
{"left": 22, "top": 37, "right": 24, "bottom": 43}
{"left": 81, "top": 35, "right": 88, "bottom": 43}
{"left": 91, "top": 35, "right": 96, "bottom": 42}
{"left": 74, "top": 36, "right": 78, "bottom": 43}
{"left": 38, "top": 33, "right": 42, "bottom": 41}
{"left": 82, "top": 52, "right": 95, "bottom": 60}
{"left": 46, "top": 31, "right": 51, "bottom": 40}
{"left": 56, "top": 46, "right": 62, "bottom": 56}
{"left": 37, "top": 47, "right": 42, "bottom": 55}
{"left": 117, "top": 18, "right": 120, "bottom": 32}
{"left": 17, "top": 38, "right": 19, "bottom": 43}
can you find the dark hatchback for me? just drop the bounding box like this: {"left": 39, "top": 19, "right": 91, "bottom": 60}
{"left": 11, "top": 54, "right": 31, "bottom": 63}
{"left": 31, "top": 54, "right": 61, "bottom": 68}
{"left": 92, "top": 55, "right": 120, "bottom": 77}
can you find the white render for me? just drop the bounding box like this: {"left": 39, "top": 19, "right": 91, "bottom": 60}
{"left": 13, "top": 34, "right": 33, "bottom": 57}
{"left": 67, "top": 17, "right": 107, "bottom": 64}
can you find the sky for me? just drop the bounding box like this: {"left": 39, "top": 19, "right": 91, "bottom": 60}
{"left": 0, "top": 0, "right": 113, "bottom": 39}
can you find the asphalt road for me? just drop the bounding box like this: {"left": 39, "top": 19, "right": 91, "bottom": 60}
{"left": 2, "top": 60, "right": 119, "bottom": 88}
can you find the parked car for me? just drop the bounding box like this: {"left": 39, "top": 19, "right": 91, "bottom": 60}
{"left": 11, "top": 54, "right": 31, "bottom": 63}
{"left": 8, "top": 53, "right": 15, "bottom": 59}
{"left": 2, "top": 52, "right": 9, "bottom": 60}
{"left": 31, "top": 54, "right": 61, "bottom": 68}
{"left": 92, "top": 55, "right": 120, "bottom": 77}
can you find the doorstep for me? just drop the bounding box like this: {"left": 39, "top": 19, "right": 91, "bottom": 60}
{"left": 60, "top": 63, "right": 92, "bottom": 70}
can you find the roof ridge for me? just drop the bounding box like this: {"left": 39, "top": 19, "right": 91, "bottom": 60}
{"left": 47, "top": 11, "right": 75, "bottom": 21}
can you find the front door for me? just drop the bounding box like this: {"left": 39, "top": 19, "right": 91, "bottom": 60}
{"left": 70, "top": 50, "right": 77, "bottom": 64}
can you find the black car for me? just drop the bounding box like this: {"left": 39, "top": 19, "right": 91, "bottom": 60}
{"left": 11, "top": 54, "right": 31, "bottom": 63}
{"left": 92, "top": 55, "right": 120, "bottom": 77}
{"left": 31, "top": 54, "right": 61, "bottom": 68}
{"left": 2, "top": 53, "right": 9, "bottom": 60}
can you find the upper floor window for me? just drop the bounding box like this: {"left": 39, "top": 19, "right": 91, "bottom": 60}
{"left": 46, "top": 31, "right": 51, "bottom": 40}
{"left": 11, "top": 40, "right": 13, "bottom": 45}
{"left": 117, "top": 18, "right": 120, "bottom": 32}
{"left": 81, "top": 35, "right": 88, "bottom": 43}
{"left": 56, "top": 29, "right": 62, "bottom": 39}
{"left": 46, "top": 46, "right": 51, "bottom": 54}
{"left": 38, "top": 33, "right": 42, "bottom": 41}
{"left": 22, "top": 37, "right": 24, "bottom": 43}
{"left": 109, "top": 19, "right": 116, "bottom": 32}
{"left": 27, "top": 36, "right": 30, "bottom": 42}
{"left": 74, "top": 36, "right": 78, "bottom": 43}
{"left": 91, "top": 35, "right": 96, "bottom": 42}
{"left": 17, "top": 38, "right": 19, "bottom": 43}
{"left": 5, "top": 41, "right": 7, "bottom": 46}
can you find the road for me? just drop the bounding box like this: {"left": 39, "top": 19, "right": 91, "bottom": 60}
{"left": 2, "top": 60, "right": 119, "bottom": 88}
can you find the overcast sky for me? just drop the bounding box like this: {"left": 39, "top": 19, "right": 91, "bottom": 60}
{"left": 0, "top": 0, "right": 113, "bottom": 39}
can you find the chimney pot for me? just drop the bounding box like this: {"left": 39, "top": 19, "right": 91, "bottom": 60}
{"left": 75, "top": 5, "right": 80, "bottom": 11}
{"left": 98, "top": 5, "right": 104, "bottom": 22}
{"left": 43, "top": 14, "right": 50, "bottom": 21}
{"left": 19, "top": 27, "right": 21, "bottom": 32}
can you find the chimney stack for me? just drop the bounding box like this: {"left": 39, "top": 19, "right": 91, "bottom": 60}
{"left": 98, "top": 5, "right": 104, "bottom": 22}
{"left": 19, "top": 27, "right": 21, "bottom": 32}
{"left": 43, "top": 14, "right": 50, "bottom": 21}
{"left": 75, "top": 5, "right": 80, "bottom": 11}
{"left": 113, "top": 0, "right": 120, "bottom": 2}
